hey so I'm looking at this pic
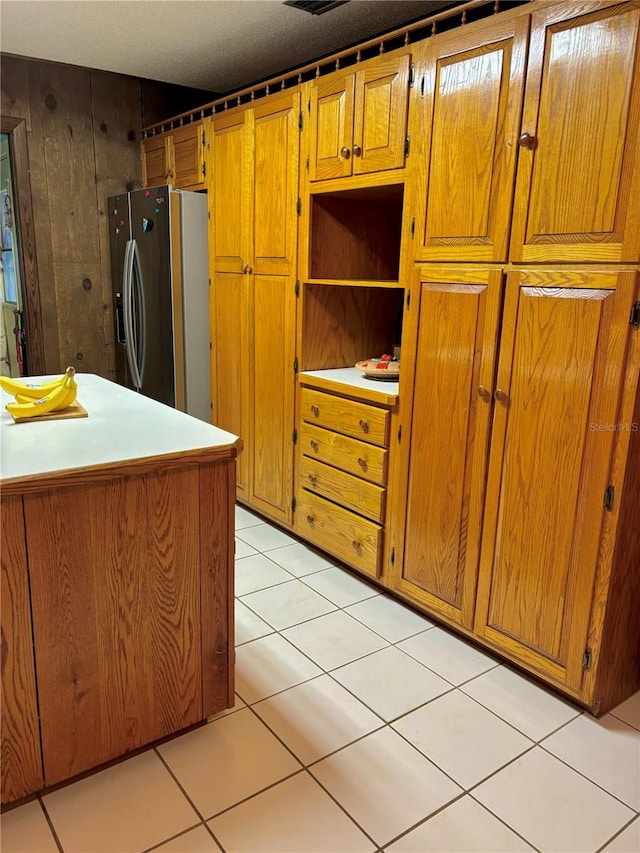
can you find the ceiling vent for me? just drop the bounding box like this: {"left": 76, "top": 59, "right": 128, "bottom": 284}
{"left": 283, "top": 1, "right": 350, "bottom": 15}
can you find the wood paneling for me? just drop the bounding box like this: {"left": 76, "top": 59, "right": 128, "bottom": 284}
{"left": 1, "top": 496, "right": 43, "bottom": 804}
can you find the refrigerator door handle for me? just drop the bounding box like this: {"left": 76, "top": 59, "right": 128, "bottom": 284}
{"left": 123, "top": 239, "right": 143, "bottom": 389}
{"left": 131, "top": 239, "right": 146, "bottom": 386}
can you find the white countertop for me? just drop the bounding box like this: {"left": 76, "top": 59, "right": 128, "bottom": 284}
{"left": 300, "top": 368, "right": 399, "bottom": 406}
{"left": 1, "top": 373, "right": 240, "bottom": 484}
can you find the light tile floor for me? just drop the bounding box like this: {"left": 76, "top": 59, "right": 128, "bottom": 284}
{"left": 2, "top": 505, "right": 639, "bottom": 853}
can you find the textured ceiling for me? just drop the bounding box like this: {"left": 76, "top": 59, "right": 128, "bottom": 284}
{"left": 0, "top": 0, "right": 459, "bottom": 94}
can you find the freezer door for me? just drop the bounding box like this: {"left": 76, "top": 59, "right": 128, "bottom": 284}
{"left": 109, "top": 193, "right": 135, "bottom": 390}
{"left": 129, "top": 185, "right": 175, "bottom": 407}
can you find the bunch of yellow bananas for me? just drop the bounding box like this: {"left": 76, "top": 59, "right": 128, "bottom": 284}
{"left": 1, "top": 366, "right": 78, "bottom": 420}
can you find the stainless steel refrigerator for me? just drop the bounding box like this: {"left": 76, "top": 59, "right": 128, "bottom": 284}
{"left": 108, "top": 186, "right": 210, "bottom": 422}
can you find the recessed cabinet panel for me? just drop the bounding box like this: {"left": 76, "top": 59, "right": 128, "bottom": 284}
{"left": 172, "top": 122, "right": 205, "bottom": 189}
{"left": 511, "top": 2, "right": 640, "bottom": 262}
{"left": 212, "top": 112, "right": 250, "bottom": 272}
{"left": 475, "top": 270, "right": 636, "bottom": 690}
{"left": 141, "top": 134, "right": 169, "bottom": 187}
{"left": 310, "top": 72, "right": 354, "bottom": 181}
{"left": 416, "top": 17, "right": 528, "bottom": 262}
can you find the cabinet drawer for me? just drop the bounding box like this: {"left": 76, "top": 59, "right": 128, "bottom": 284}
{"left": 297, "top": 491, "right": 382, "bottom": 579}
{"left": 301, "top": 388, "right": 389, "bottom": 447}
{"left": 300, "top": 457, "right": 385, "bottom": 523}
{"left": 300, "top": 423, "right": 387, "bottom": 485}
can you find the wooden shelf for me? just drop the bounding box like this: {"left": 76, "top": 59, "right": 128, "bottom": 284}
{"left": 305, "top": 278, "right": 401, "bottom": 289}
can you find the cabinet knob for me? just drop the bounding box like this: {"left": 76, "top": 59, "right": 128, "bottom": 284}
{"left": 306, "top": 513, "right": 315, "bottom": 524}
{"left": 359, "top": 419, "right": 369, "bottom": 433}
{"left": 518, "top": 132, "right": 536, "bottom": 150}
{"left": 340, "top": 146, "right": 351, "bottom": 160}
{"left": 308, "top": 473, "right": 317, "bottom": 485}
{"left": 310, "top": 440, "right": 319, "bottom": 452}
{"left": 494, "top": 388, "right": 509, "bottom": 404}
{"left": 352, "top": 539, "right": 361, "bottom": 550}
{"left": 311, "top": 404, "right": 320, "bottom": 417}
{"left": 477, "top": 385, "right": 491, "bottom": 402}
{"left": 357, "top": 457, "right": 367, "bottom": 470}
{"left": 245, "top": 264, "right": 253, "bottom": 275}
{"left": 353, "top": 144, "right": 362, "bottom": 157}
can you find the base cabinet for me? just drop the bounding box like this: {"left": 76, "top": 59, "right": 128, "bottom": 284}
{"left": 391, "top": 266, "right": 640, "bottom": 712}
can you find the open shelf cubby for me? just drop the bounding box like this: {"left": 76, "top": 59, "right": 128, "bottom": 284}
{"left": 309, "top": 184, "right": 404, "bottom": 282}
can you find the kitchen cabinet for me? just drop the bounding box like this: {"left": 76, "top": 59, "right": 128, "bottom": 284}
{"left": 510, "top": 0, "right": 640, "bottom": 263}
{"left": 0, "top": 374, "right": 240, "bottom": 801}
{"left": 1, "top": 496, "right": 43, "bottom": 804}
{"left": 389, "top": 267, "right": 503, "bottom": 628}
{"left": 141, "top": 120, "right": 207, "bottom": 190}
{"left": 406, "top": 16, "right": 529, "bottom": 263}
{"left": 308, "top": 50, "right": 411, "bottom": 181}
{"left": 210, "top": 91, "right": 299, "bottom": 525}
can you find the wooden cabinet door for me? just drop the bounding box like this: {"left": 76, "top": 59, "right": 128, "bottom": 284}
{"left": 172, "top": 121, "right": 205, "bottom": 189}
{"left": 212, "top": 271, "right": 250, "bottom": 499}
{"left": 309, "top": 70, "right": 354, "bottom": 181}
{"left": 475, "top": 269, "right": 637, "bottom": 692}
{"left": 391, "top": 268, "right": 503, "bottom": 628}
{"left": 252, "top": 93, "right": 299, "bottom": 276}
{"left": 1, "top": 496, "right": 43, "bottom": 804}
{"left": 510, "top": 1, "right": 640, "bottom": 263}
{"left": 141, "top": 133, "right": 169, "bottom": 187}
{"left": 353, "top": 53, "right": 411, "bottom": 176}
{"left": 416, "top": 17, "right": 528, "bottom": 262}
{"left": 211, "top": 110, "right": 251, "bottom": 272}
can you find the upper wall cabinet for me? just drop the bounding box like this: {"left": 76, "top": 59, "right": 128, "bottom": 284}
{"left": 510, "top": 0, "right": 640, "bottom": 263}
{"left": 407, "top": 16, "right": 529, "bottom": 263}
{"left": 308, "top": 50, "right": 411, "bottom": 181}
{"left": 141, "top": 120, "right": 207, "bottom": 190}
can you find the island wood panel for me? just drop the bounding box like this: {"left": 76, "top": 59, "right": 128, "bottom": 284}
{"left": 1, "top": 496, "right": 43, "bottom": 804}
{"left": 301, "top": 284, "right": 403, "bottom": 371}
{"left": 510, "top": 1, "right": 640, "bottom": 262}
{"left": 200, "top": 460, "right": 235, "bottom": 716}
{"left": 92, "top": 71, "right": 144, "bottom": 383}
{"left": 475, "top": 270, "right": 636, "bottom": 692}
{"left": 26, "top": 466, "right": 203, "bottom": 785}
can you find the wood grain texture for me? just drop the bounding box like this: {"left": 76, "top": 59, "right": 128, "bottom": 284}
{"left": 212, "top": 110, "right": 250, "bottom": 272}
{"left": 25, "top": 467, "right": 204, "bottom": 785}
{"left": 1, "top": 496, "right": 43, "bottom": 804}
{"left": 300, "top": 455, "right": 385, "bottom": 523}
{"left": 300, "top": 421, "right": 388, "bottom": 485}
{"left": 310, "top": 190, "right": 402, "bottom": 281}
{"left": 301, "top": 284, "right": 403, "bottom": 371}
{"left": 141, "top": 134, "right": 170, "bottom": 186}
{"left": 419, "top": 16, "right": 529, "bottom": 262}
{"left": 474, "top": 269, "right": 635, "bottom": 690}
{"left": 301, "top": 387, "right": 389, "bottom": 447}
{"left": 200, "top": 460, "right": 235, "bottom": 716}
{"left": 310, "top": 70, "right": 355, "bottom": 181}
{"left": 172, "top": 121, "right": 205, "bottom": 188}
{"left": 511, "top": 1, "right": 640, "bottom": 262}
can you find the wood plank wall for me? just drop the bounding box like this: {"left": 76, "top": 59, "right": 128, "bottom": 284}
{"left": 0, "top": 56, "right": 214, "bottom": 379}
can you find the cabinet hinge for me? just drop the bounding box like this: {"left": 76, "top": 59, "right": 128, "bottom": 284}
{"left": 291, "top": 496, "right": 297, "bottom": 512}
{"left": 404, "top": 135, "right": 410, "bottom": 157}
{"left": 582, "top": 647, "right": 592, "bottom": 671}
{"left": 406, "top": 291, "right": 411, "bottom": 309}
{"left": 603, "top": 484, "right": 615, "bottom": 512}
{"left": 293, "top": 356, "right": 299, "bottom": 373}
{"left": 296, "top": 198, "right": 302, "bottom": 216}
{"left": 208, "top": 277, "right": 211, "bottom": 286}
{"left": 201, "top": 161, "right": 206, "bottom": 177}
{"left": 397, "top": 424, "right": 402, "bottom": 443}
{"left": 420, "top": 75, "right": 425, "bottom": 98}
{"left": 295, "top": 280, "right": 300, "bottom": 297}
{"left": 408, "top": 64, "right": 415, "bottom": 88}
{"left": 307, "top": 99, "right": 311, "bottom": 113}
{"left": 630, "top": 301, "right": 640, "bottom": 329}
{"left": 209, "top": 341, "right": 212, "bottom": 350}
{"left": 306, "top": 155, "right": 310, "bottom": 173}
{"left": 202, "top": 129, "right": 206, "bottom": 146}
{"left": 390, "top": 547, "right": 395, "bottom": 566}
{"left": 298, "top": 110, "right": 303, "bottom": 130}
{"left": 410, "top": 217, "right": 415, "bottom": 239}
{"left": 292, "top": 428, "right": 298, "bottom": 444}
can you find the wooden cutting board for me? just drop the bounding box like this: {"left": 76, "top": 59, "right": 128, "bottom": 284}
{"left": 10, "top": 400, "right": 88, "bottom": 423}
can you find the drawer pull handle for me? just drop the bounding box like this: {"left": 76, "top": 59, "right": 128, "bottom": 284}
{"left": 357, "top": 457, "right": 367, "bottom": 470}
{"left": 359, "top": 419, "right": 369, "bottom": 433}
{"left": 494, "top": 388, "right": 509, "bottom": 405}
{"left": 306, "top": 513, "right": 315, "bottom": 524}
{"left": 310, "top": 440, "right": 319, "bottom": 452}
{"left": 477, "top": 385, "right": 491, "bottom": 402}
{"left": 308, "top": 473, "right": 317, "bottom": 485}
{"left": 352, "top": 539, "right": 361, "bottom": 550}
{"left": 311, "top": 405, "right": 320, "bottom": 417}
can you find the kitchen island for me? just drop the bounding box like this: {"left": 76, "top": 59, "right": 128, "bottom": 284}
{"left": 1, "top": 374, "right": 241, "bottom": 804}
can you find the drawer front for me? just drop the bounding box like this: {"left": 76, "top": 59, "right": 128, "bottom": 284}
{"left": 300, "top": 457, "right": 385, "bottom": 523}
{"left": 300, "top": 388, "right": 389, "bottom": 447}
{"left": 300, "top": 423, "right": 388, "bottom": 485}
{"left": 297, "top": 491, "right": 382, "bottom": 579}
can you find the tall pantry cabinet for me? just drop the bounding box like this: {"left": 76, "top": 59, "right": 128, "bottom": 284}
{"left": 391, "top": 0, "right": 640, "bottom": 713}
{"left": 209, "top": 91, "right": 300, "bottom": 525}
